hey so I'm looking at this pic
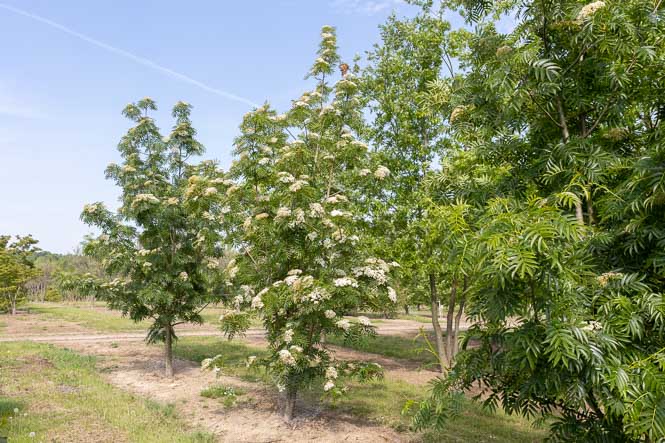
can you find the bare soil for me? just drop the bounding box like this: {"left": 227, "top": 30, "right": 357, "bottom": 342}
{"left": 62, "top": 339, "right": 411, "bottom": 442}
{"left": 0, "top": 311, "right": 444, "bottom": 442}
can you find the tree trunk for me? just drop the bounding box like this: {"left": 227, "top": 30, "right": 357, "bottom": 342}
{"left": 587, "top": 195, "right": 595, "bottom": 224}
{"left": 453, "top": 294, "right": 466, "bottom": 357}
{"left": 164, "top": 325, "right": 174, "bottom": 378}
{"left": 575, "top": 201, "right": 584, "bottom": 225}
{"left": 429, "top": 273, "right": 446, "bottom": 373}
{"left": 404, "top": 305, "right": 410, "bottom": 315}
{"left": 445, "top": 278, "right": 458, "bottom": 363}
{"left": 283, "top": 386, "right": 297, "bottom": 422}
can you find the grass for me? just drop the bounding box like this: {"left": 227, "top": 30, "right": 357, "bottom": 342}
{"left": 25, "top": 302, "right": 262, "bottom": 333}
{"left": 200, "top": 385, "right": 246, "bottom": 407}
{"left": 28, "top": 302, "right": 149, "bottom": 332}
{"left": 173, "top": 336, "right": 546, "bottom": 442}
{"left": 174, "top": 336, "right": 268, "bottom": 382}
{"left": 326, "top": 332, "right": 440, "bottom": 367}
{"left": 0, "top": 341, "right": 214, "bottom": 442}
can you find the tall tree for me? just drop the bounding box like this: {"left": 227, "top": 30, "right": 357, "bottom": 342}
{"left": 81, "top": 99, "right": 228, "bottom": 377}
{"left": 210, "top": 26, "right": 396, "bottom": 420}
{"left": 361, "top": 2, "right": 458, "bottom": 370}
{"left": 413, "top": 0, "right": 665, "bottom": 440}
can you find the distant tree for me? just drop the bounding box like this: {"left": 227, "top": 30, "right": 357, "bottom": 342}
{"left": 361, "top": 3, "right": 460, "bottom": 370}
{"left": 81, "top": 99, "right": 228, "bottom": 377}
{"left": 0, "top": 235, "right": 40, "bottom": 314}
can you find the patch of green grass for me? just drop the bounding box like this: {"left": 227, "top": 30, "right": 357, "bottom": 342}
{"left": 327, "top": 333, "right": 439, "bottom": 367}
{"left": 0, "top": 341, "right": 214, "bottom": 442}
{"left": 174, "top": 336, "right": 544, "bottom": 441}
{"left": 174, "top": 336, "right": 268, "bottom": 381}
{"left": 200, "top": 385, "right": 245, "bottom": 407}
{"left": 28, "top": 302, "right": 148, "bottom": 332}
{"left": 27, "top": 302, "right": 259, "bottom": 333}
{"left": 0, "top": 320, "right": 6, "bottom": 332}
{"left": 332, "top": 379, "right": 545, "bottom": 442}
{"left": 397, "top": 313, "right": 434, "bottom": 323}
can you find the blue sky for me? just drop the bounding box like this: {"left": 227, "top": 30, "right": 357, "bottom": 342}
{"left": 0, "top": 0, "right": 427, "bottom": 253}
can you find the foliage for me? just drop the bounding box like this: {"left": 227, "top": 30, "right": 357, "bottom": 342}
{"left": 409, "top": 0, "right": 665, "bottom": 440}
{"left": 207, "top": 26, "right": 397, "bottom": 418}
{"left": 0, "top": 235, "right": 40, "bottom": 314}
{"left": 80, "top": 98, "right": 228, "bottom": 376}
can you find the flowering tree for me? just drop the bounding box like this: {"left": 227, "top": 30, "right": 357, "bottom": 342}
{"left": 81, "top": 99, "right": 228, "bottom": 377}
{"left": 211, "top": 26, "right": 398, "bottom": 420}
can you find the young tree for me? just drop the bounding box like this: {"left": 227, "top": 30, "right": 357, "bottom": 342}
{"left": 81, "top": 99, "right": 228, "bottom": 377}
{"left": 361, "top": 3, "right": 456, "bottom": 370}
{"left": 0, "top": 235, "right": 40, "bottom": 315}
{"left": 210, "top": 26, "right": 396, "bottom": 420}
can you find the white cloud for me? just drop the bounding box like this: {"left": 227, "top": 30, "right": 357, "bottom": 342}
{"left": 331, "top": 0, "right": 403, "bottom": 15}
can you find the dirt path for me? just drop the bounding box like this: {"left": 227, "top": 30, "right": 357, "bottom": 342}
{"left": 1, "top": 312, "right": 444, "bottom": 441}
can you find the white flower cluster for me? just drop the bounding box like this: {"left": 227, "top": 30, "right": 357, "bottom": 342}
{"left": 326, "top": 366, "right": 338, "bottom": 380}
{"left": 334, "top": 277, "right": 359, "bottom": 288}
{"left": 309, "top": 202, "right": 325, "bottom": 217}
{"left": 284, "top": 328, "right": 294, "bottom": 343}
{"left": 325, "top": 309, "right": 337, "bottom": 319}
{"left": 275, "top": 207, "right": 292, "bottom": 218}
{"left": 577, "top": 1, "right": 605, "bottom": 22}
{"left": 357, "top": 316, "right": 372, "bottom": 327}
{"left": 278, "top": 172, "right": 295, "bottom": 183}
{"left": 352, "top": 258, "right": 392, "bottom": 285}
{"left": 278, "top": 349, "right": 296, "bottom": 366}
{"left": 374, "top": 165, "right": 390, "bottom": 179}
{"left": 387, "top": 286, "right": 397, "bottom": 303}
{"left": 302, "top": 287, "right": 330, "bottom": 304}
{"left": 289, "top": 179, "right": 308, "bottom": 192}
{"left": 83, "top": 203, "right": 103, "bottom": 214}
{"left": 336, "top": 319, "right": 351, "bottom": 331}
{"left": 132, "top": 193, "right": 160, "bottom": 206}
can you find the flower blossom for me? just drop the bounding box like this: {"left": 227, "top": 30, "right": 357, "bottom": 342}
{"left": 278, "top": 349, "right": 296, "bottom": 366}
{"left": 278, "top": 172, "right": 295, "bottom": 183}
{"left": 336, "top": 319, "right": 351, "bottom": 331}
{"left": 374, "top": 166, "right": 390, "bottom": 179}
{"left": 275, "top": 207, "right": 292, "bottom": 219}
{"left": 325, "top": 310, "right": 336, "bottom": 319}
{"left": 251, "top": 295, "right": 264, "bottom": 309}
{"left": 324, "top": 380, "right": 335, "bottom": 392}
{"left": 387, "top": 286, "right": 397, "bottom": 303}
{"left": 577, "top": 1, "right": 605, "bottom": 22}
{"left": 358, "top": 316, "right": 372, "bottom": 327}
{"left": 334, "top": 277, "right": 359, "bottom": 288}
{"left": 326, "top": 366, "right": 338, "bottom": 379}
{"left": 289, "top": 180, "right": 308, "bottom": 192}
{"left": 132, "top": 193, "right": 160, "bottom": 206}
{"left": 284, "top": 328, "right": 294, "bottom": 343}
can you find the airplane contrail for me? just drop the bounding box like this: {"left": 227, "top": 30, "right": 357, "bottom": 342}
{"left": 0, "top": 3, "right": 260, "bottom": 108}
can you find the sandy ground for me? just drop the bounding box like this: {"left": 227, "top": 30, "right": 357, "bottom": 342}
{"left": 0, "top": 311, "right": 448, "bottom": 442}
